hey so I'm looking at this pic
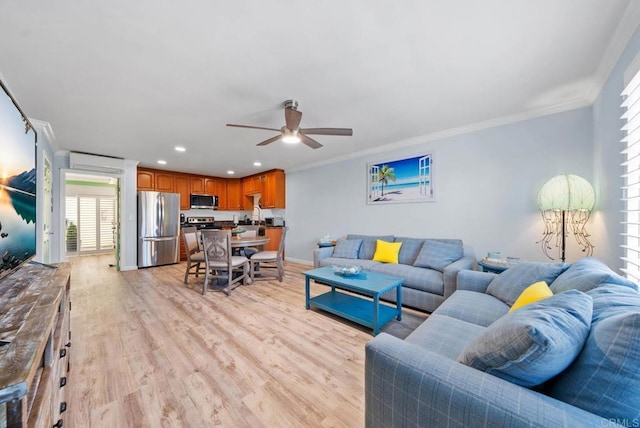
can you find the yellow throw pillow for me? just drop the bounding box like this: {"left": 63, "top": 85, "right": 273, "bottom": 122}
{"left": 509, "top": 281, "right": 553, "bottom": 312}
{"left": 372, "top": 240, "right": 402, "bottom": 264}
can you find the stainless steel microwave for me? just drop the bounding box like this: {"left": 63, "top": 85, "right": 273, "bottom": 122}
{"left": 265, "top": 217, "right": 284, "bottom": 226}
{"left": 190, "top": 194, "right": 218, "bottom": 209}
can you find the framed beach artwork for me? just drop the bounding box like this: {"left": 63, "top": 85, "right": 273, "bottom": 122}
{"left": 367, "top": 152, "right": 435, "bottom": 205}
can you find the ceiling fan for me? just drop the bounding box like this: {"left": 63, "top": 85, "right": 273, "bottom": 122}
{"left": 226, "top": 100, "right": 353, "bottom": 149}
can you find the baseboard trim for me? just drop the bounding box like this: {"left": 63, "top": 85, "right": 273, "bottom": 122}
{"left": 285, "top": 257, "right": 313, "bottom": 266}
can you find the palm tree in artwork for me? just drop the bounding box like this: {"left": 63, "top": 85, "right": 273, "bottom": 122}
{"left": 377, "top": 165, "right": 397, "bottom": 196}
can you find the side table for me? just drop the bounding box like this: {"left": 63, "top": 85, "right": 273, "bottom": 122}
{"left": 317, "top": 242, "right": 336, "bottom": 248}
{"left": 477, "top": 259, "right": 509, "bottom": 274}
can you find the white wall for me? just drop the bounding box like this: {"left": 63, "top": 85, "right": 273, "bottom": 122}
{"left": 286, "top": 107, "right": 595, "bottom": 265}
{"left": 120, "top": 160, "right": 139, "bottom": 270}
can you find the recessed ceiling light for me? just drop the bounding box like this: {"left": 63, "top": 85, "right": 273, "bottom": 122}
{"left": 157, "top": 160, "right": 167, "bottom": 165}
{"left": 227, "top": 170, "right": 235, "bottom": 175}
{"left": 253, "top": 162, "right": 262, "bottom": 167}
{"left": 175, "top": 146, "right": 186, "bottom": 152}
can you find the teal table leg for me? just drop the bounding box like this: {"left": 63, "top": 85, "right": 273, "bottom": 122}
{"left": 396, "top": 284, "right": 402, "bottom": 321}
{"left": 305, "top": 276, "right": 311, "bottom": 309}
{"left": 373, "top": 294, "right": 380, "bottom": 335}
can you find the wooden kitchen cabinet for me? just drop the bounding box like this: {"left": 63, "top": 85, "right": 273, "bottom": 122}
{"left": 136, "top": 167, "right": 285, "bottom": 210}
{"left": 174, "top": 175, "right": 191, "bottom": 210}
{"left": 137, "top": 170, "right": 155, "bottom": 190}
{"left": 243, "top": 175, "right": 261, "bottom": 195}
{"left": 261, "top": 170, "right": 285, "bottom": 208}
{"left": 205, "top": 178, "right": 227, "bottom": 209}
{"left": 179, "top": 233, "right": 187, "bottom": 261}
{"left": 264, "top": 227, "right": 283, "bottom": 255}
{"left": 191, "top": 177, "right": 205, "bottom": 194}
{"left": 241, "top": 169, "right": 286, "bottom": 209}
{"left": 155, "top": 171, "right": 174, "bottom": 192}
{"left": 226, "top": 179, "right": 243, "bottom": 210}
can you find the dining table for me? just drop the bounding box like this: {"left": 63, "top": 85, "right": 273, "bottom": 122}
{"left": 230, "top": 236, "right": 270, "bottom": 249}
{"left": 195, "top": 231, "right": 269, "bottom": 250}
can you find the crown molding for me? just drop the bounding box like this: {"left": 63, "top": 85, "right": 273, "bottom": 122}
{"left": 287, "top": 99, "right": 592, "bottom": 174}
{"left": 29, "top": 118, "right": 60, "bottom": 154}
{"left": 585, "top": 1, "right": 640, "bottom": 103}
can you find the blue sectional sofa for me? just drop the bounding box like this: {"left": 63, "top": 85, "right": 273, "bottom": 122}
{"left": 365, "top": 258, "right": 640, "bottom": 427}
{"left": 313, "top": 234, "right": 474, "bottom": 312}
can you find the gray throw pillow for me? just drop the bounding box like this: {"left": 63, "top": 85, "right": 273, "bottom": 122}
{"left": 332, "top": 239, "right": 362, "bottom": 259}
{"left": 457, "top": 290, "right": 593, "bottom": 387}
{"left": 486, "top": 261, "right": 567, "bottom": 306}
{"left": 394, "top": 237, "right": 426, "bottom": 265}
{"left": 413, "top": 239, "right": 463, "bottom": 272}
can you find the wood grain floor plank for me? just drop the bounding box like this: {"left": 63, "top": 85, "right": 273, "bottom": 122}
{"left": 66, "top": 254, "right": 427, "bottom": 427}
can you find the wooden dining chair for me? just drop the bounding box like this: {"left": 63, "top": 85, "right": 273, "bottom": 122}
{"left": 201, "top": 229, "right": 250, "bottom": 295}
{"left": 249, "top": 227, "right": 288, "bottom": 282}
{"left": 182, "top": 226, "right": 206, "bottom": 284}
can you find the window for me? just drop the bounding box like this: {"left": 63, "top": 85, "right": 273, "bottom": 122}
{"left": 621, "top": 69, "right": 640, "bottom": 282}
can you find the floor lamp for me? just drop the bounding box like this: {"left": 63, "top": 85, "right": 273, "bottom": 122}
{"left": 537, "top": 174, "right": 595, "bottom": 262}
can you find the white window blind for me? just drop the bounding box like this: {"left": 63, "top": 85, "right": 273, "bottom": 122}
{"left": 621, "top": 69, "right": 640, "bottom": 282}
{"left": 99, "top": 197, "right": 115, "bottom": 251}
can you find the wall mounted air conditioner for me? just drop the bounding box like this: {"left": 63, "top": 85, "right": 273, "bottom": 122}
{"left": 69, "top": 152, "right": 125, "bottom": 174}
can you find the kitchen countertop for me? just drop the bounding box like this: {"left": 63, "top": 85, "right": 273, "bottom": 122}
{"left": 180, "top": 221, "right": 283, "bottom": 229}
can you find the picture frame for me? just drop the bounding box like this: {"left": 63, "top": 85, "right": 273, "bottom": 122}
{"left": 367, "top": 152, "right": 435, "bottom": 205}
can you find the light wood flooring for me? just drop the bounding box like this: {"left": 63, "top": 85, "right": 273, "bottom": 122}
{"left": 66, "top": 255, "right": 427, "bottom": 427}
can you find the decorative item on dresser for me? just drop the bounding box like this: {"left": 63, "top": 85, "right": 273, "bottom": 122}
{"left": 0, "top": 262, "right": 72, "bottom": 427}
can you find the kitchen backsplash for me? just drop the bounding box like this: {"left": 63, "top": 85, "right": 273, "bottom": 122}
{"left": 180, "top": 208, "right": 285, "bottom": 222}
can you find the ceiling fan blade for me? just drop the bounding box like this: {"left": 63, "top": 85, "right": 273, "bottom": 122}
{"left": 256, "top": 134, "right": 283, "bottom": 147}
{"left": 284, "top": 109, "right": 302, "bottom": 130}
{"left": 299, "top": 127, "right": 353, "bottom": 136}
{"left": 227, "top": 124, "right": 280, "bottom": 132}
{"left": 300, "top": 134, "right": 323, "bottom": 149}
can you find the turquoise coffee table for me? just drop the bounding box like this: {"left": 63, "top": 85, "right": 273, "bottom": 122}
{"left": 302, "top": 266, "right": 404, "bottom": 335}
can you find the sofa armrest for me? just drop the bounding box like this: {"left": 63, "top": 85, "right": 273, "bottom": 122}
{"left": 365, "top": 333, "right": 617, "bottom": 428}
{"left": 313, "top": 246, "right": 335, "bottom": 268}
{"left": 456, "top": 269, "right": 497, "bottom": 293}
{"left": 442, "top": 256, "right": 474, "bottom": 299}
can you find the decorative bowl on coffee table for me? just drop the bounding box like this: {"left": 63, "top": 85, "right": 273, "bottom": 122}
{"left": 332, "top": 265, "right": 364, "bottom": 277}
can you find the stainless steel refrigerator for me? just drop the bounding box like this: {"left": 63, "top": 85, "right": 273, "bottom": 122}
{"left": 137, "top": 191, "right": 180, "bottom": 268}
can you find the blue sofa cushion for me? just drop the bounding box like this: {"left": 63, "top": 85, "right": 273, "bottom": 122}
{"left": 332, "top": 238, "right": 362, "bottom": 259}
{"left": 319, "top": 257, "right": 381, "bottom": 270}
{"left": 547, "top": 285, "right": 640, "bottom": 420}
{"left": 550, "top": 257, "right": 637, "bottom": 293}
{"left": 486, "top": 261, "right": 567, "bottom": 306}
{"left": 346, "top": 234, "right": 394, "bottom": 260}
{"left": 589, "top": 282, "right": 640, "bottom": 321}
{"left": 405, "top": 314, "right": 487, "bottom": 359}
{"left": 434, "top": 290, "right": 509, "bottom": 327}
{"left": 393, "top": 237, "right": 425, "bottom": 265}
{"left": 370, "top": 263, "right": 444, "bottom": 295}
{"left": 457, "top": 290, "right": 592, "bottom": 387}
{"left": 413, "top": 239, "right": 463, "bottom": 272}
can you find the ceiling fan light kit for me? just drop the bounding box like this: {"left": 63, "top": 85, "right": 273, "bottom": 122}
{"left": 281, "top": 127, "right": 300, "bottom": 144}
{"left": 226, "top": 99, "right": 353, "bottom": 149}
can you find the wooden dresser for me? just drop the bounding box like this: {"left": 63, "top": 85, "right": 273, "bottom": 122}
{"left": 0, "top": 262, "right": 71, "bottom": 427}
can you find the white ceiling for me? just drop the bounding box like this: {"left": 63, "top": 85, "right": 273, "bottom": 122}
{"left": 1, "top": 1, "right": 638, "bottom": 177}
